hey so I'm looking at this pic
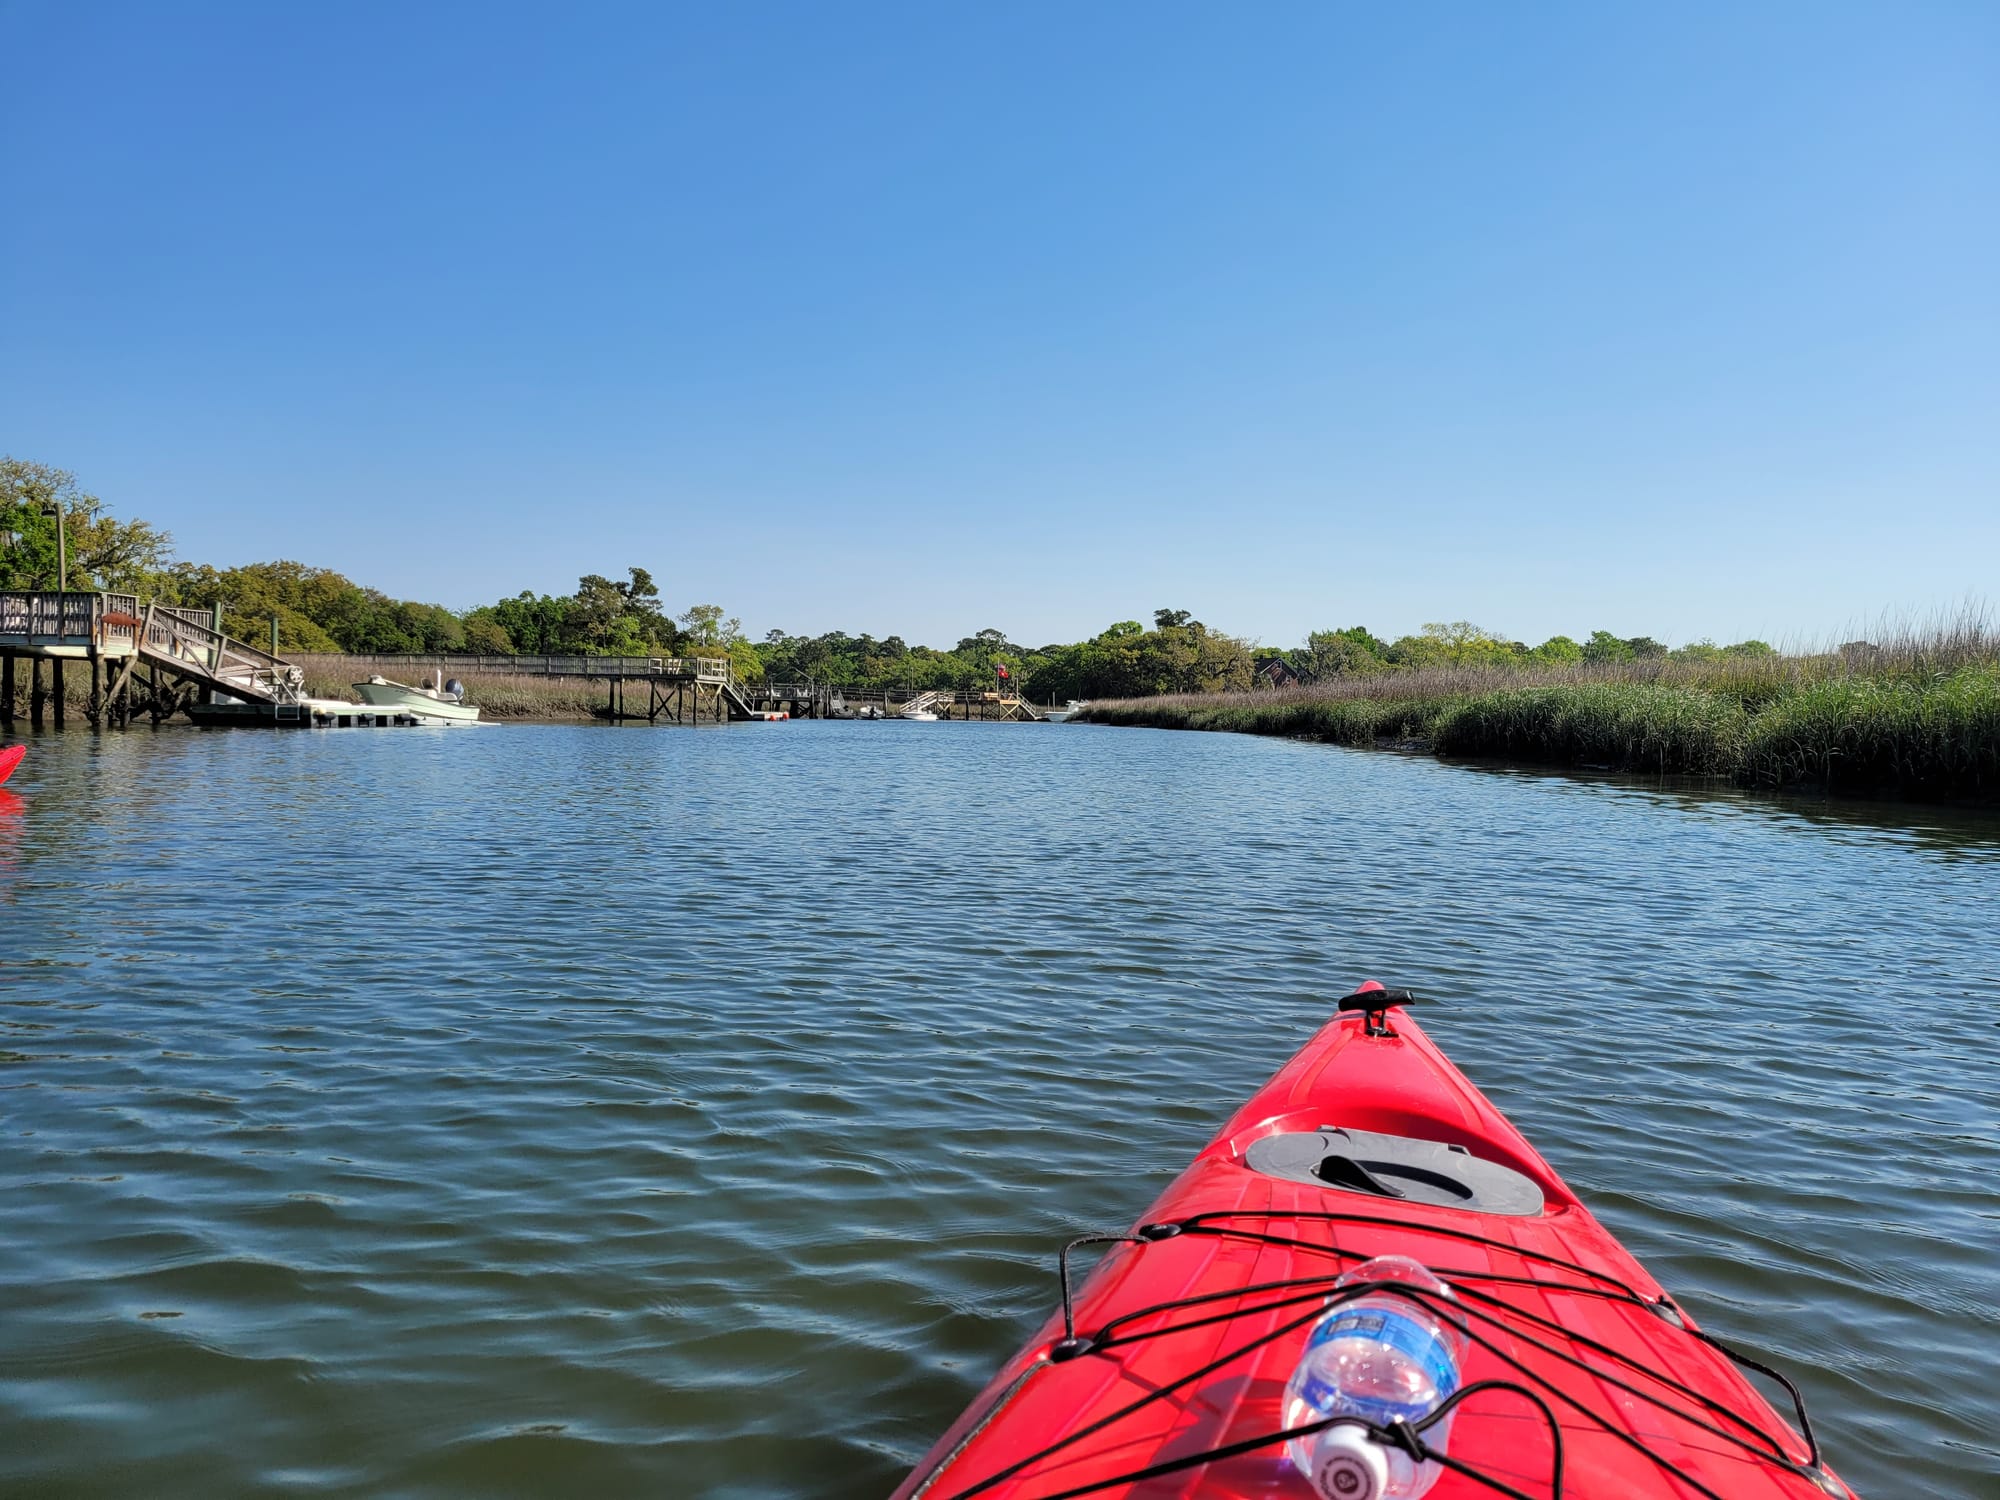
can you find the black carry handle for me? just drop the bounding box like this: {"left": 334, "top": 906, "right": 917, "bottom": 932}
{"left": 1316, "top": 1152, "right": 1408, "bottom": 1199}
{"left": 1335, "top": 986, "right": 1424, "bottom": 1037}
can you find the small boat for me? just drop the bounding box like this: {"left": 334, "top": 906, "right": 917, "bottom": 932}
{"left": 893, "top": 983, "right": 1853, "bottom": 1500}
{"left": 899, "top": 709, "right": 940, "bottom": 722}
{"left": 1046, "top": 700, "right": 1087, "bottom": 723}
{"left": 352, "top": 672, "right": 481, "bottom": 726}
{"left": 0, "top": 744, "right": 22, "bottom": 787}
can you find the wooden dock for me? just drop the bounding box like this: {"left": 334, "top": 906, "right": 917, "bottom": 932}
{"left": 4, "top": 596, "right": 1051, "bottom": 729}
{"left": 2, "top": 595, "right": 812, "bottom": 728}
{"left": 870, "top": 688, "right": 1047, "bottom": 722}
{"left": 1, "top": 591, "right": 307, "bottom": 728}
{"left": 295, "top": 652, "right": 825, "bottom": 722}
{"left": 302, "top": 658, "right": 1049, "bottom": 721}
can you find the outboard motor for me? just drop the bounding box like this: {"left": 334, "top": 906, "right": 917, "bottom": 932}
{"left": 444, "top": 679, "right": 465, "bottom": 702}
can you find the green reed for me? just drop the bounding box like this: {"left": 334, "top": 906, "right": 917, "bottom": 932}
{"left": 1075, "top": 614, "right": 2000, "bottom": 803}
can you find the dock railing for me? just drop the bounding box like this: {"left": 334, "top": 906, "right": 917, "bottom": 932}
{"left": 293, "top": 652, "right": 739, "bottom": 681}
{"left": 0, "top": 591, "right": 142, "bottom": 651}
{"left": 138, "top": 605, "right": 304, "bottom": 703}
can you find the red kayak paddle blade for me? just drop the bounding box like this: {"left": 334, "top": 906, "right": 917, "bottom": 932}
{"left": 0, "top": 745, "right": 22, "bottom": 787}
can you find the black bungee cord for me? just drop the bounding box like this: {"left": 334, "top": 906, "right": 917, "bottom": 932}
{"left": 930, "top": 1296, "right": 1339, "bottom": 1500}
{"left": 1169, "top": 1214, "right": 1821, "bottom": 1473}
{"left": 1053, "top": 1233, "right": 1144, "bottom": 1352}
{"left": 922, "top": 1210, "right": 1835, "bottom": 1500}
{"left": 948, "top": 1379, "right": 1567, "bottom": 1500}
{"left": 1125, "top": 1225, "right": 1806, "bottom": 1474}
{"left": 932, "top": 1277, "right": 1543, "bottom": 1500}
{"left": 1059, "top": 1210, "right": 1818, "bottom": 1469}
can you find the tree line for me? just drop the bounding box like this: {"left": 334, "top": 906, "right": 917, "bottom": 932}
{"left": 1263, "top": 621, "right": 1776, "bottom": 679}
{"left": 3, "top": 456, "right": 1773, "bottom": 700}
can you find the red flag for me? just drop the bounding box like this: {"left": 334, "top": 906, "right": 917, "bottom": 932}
{"left": 996, "top": 664, "right": 1010, "bottom": 680}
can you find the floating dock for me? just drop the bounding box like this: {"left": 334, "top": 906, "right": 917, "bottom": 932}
{"left": 188, "top": 699, "right": 446, "bottom": 729}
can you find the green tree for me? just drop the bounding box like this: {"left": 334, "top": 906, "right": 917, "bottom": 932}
{"left": 790, "top": 636, "right": 832, "bottom": 683}
{"left": 166, "top": 558, "right": 470, "bottom": 653}
{"left": 1582, "top": 630, "right": 1633, "bottom": 664}
{"left": 570, "top": 574, "right": 630, "bottom": 650}
{"left": 485, "top": 591, "right": 573, "bottom": 653}
{"left": 678, "top": 603, "right": 742, "bottom": 649}
{"left": 460, "top": 608, "right": 515, "bottom": 653}
{"left": 1300, "top": 627, "right": 1386, "bottom": 679}
{"left": 1, "top": 457, "right": 173, "bottom": 592}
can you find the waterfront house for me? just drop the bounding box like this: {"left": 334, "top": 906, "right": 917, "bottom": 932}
{"left": 1253, "top": 656, "right": 1301, "bottom": 689}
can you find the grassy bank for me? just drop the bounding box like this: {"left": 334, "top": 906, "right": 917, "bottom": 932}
{"left": 1076, "top": 624, "right": 2000, "bottom": 804}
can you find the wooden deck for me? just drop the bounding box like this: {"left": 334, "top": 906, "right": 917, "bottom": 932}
{"left": 3, "top": 595, "right": 791, "bottom": 728}
{"left": 294, "top": 654, "right": 837, "bottom": 720}
{"left": 0, "top": 591, "right": 143, "bottom": 658}
{"left": 4, "top": 594, "right": 1046, "bottom": 728}
{"left": 2, "top": 591, "right": 303, "bottom": 728}
{"left": 294, "top": 652, "right": 735, "bottom": 682}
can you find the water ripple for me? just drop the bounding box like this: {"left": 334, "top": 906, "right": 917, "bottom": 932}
{"left": 0, "top": 723, "right": 1995, "bottom": 1497}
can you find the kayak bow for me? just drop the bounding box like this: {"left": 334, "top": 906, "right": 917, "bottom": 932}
{"left": 0, "top": 744, "right": 22, "bottom": 788}
{"left": 894, "top": 985, "right": 1854, "bottom": 1500}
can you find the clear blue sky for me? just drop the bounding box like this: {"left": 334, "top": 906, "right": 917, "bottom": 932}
{"left": 3, "top": 2, "right": 1995, "bottom": 649}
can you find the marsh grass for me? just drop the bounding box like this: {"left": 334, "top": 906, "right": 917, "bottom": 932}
{"left": 1077, "top": 609, "right": 2000, "bottom": 803}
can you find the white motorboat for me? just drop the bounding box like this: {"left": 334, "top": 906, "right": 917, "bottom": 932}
{"left": 898, "top": 708, "right": 939, "bottom": 722}
{"left": 352, "top": 671, "right": 482, "bottom": 725}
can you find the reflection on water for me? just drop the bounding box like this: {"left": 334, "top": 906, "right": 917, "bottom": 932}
{"left": 1453, "top": 756, "right": 2000, "bottom": 858}
{"left": 0, "top": 789, "right": 22, "bottom": 884}
{"left": 0, "top": 723, "right": 1995, "bottom": 1499}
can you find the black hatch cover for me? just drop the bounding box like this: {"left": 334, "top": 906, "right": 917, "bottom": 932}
{"left": 1244, "top": 1126, "right": 1545, "bottom": 1216}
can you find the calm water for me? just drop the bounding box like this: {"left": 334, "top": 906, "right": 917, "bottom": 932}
{"left": 0, "top": 722, "right": 1995, "bottom": 1499}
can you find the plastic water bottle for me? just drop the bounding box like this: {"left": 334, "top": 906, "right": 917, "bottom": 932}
{"left": 1282, "top": 1256, "right": 1465, "bottom": 1500}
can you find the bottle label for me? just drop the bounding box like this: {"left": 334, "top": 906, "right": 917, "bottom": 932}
{"left": 1300, "top": 1305, "right": 1459, "bottom": 1421}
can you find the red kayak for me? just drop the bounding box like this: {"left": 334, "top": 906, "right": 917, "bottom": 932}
{"left": 894, "top": 985, "right": 1853, "bottom": 1500}
{"left": 0, "top": 745, "right": 22, "bottom": 788}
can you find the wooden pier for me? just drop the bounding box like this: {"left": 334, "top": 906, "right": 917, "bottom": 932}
{"left": 4, "top": 596, "right": 1051, "bottom": 730}
{"left": 296, "top": 652, "right": 827, "bottom": 722}
{"left": 870, "top": 688, "right": 1047, "bottom": 722}
{"left": 303, "top": 658, "right": 1049, "bottom": 721}
{"left": 1, "top": 591, "right": 307, "bottom": 729}
{"left": 2, "top": 597, "right": 813, "bottom": 729}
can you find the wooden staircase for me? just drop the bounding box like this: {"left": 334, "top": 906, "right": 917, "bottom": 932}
{"left": 116, "top": 603, "right": 307, "bottom": 707}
